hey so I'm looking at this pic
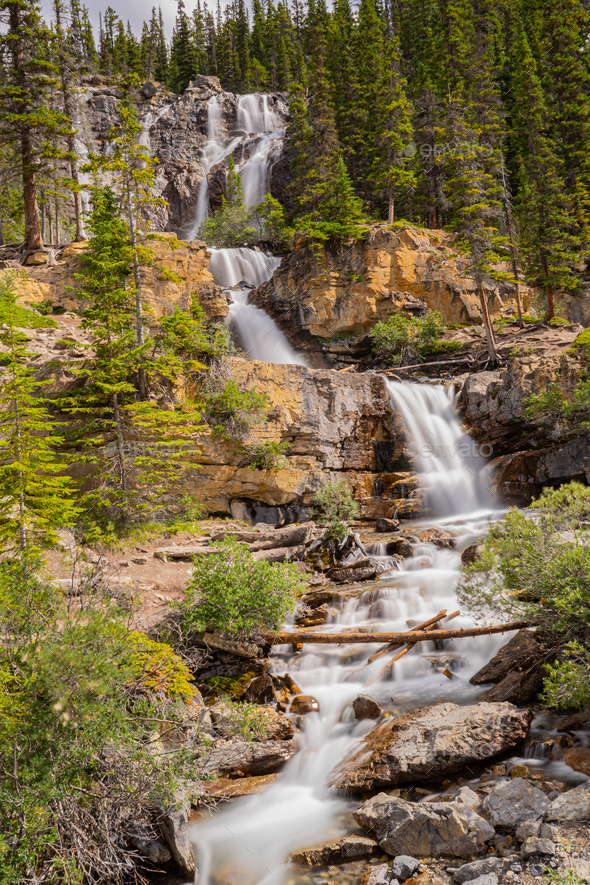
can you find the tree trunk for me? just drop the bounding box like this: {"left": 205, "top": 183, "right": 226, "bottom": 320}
{"left": 541, "top": 254, "right": 555, "bottom": 322}
{"left": 477, "top": 276, "right": 499, "bottom": 364}
{"left": 9, "top": 3, "right": 43, "bottom": 253}
{"left": 125, "top": 171, "right": 146, "bottom": 399}
{"left": 55, "top": 196, "right": 60, "bottom": 245}
{"left": 388, "top": 184, "right": 395, "bottom": 225}
{"left": 54, "top": 0, "right": 85, "bottom": 242}
{"left": 500, "top": 158, "right": 524, "bottom": 327}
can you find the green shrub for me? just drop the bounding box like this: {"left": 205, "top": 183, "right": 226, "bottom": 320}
{"left": 457, "top": 482, "right": 590, "bottom": 709}
{"left": 237, "top": 439, "right": 290, "bottom": 470}
{"left": 182, "top": 538, "right": 302, "bottom": 636}
{"left": 0, "top": 297, "right": 57, "bottom": 329}
{"left": 311, "top": 478, "right": 360, "bottom": 540}
{"left": 203, "top": 377, "right": 269, "bottom": 442}
{"left": 370, "top": 311, "right": 447, "bottom": 365}
{"left": 525, "top": 378, "right": 590, "bottom": 437}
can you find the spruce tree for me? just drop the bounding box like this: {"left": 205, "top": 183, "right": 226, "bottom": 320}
{"left": 0, "top": 0, "right": 67, "bottom": 253}
{"left": 170, "top": 0, "right": 196, "bottom": 93}
{"left": 0, "top": 272, "right": 78, "bottom": 550}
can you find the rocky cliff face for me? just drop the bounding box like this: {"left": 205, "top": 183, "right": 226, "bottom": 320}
{"left": 251, "top": 226, "right": 533, "bottom": 351}
{"left": 15, "top": 235, "right": 229, "bottom": 322}
{"left": 80, "top": 76, "right": 289, "bottom": 235}
{"left": 180, "top": 359, "right": 423, "bottom": 523}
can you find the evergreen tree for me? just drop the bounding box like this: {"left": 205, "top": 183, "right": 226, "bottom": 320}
{"left": 170, "top": 0, "right": 196, "bottom": 92}
{"left": 0, "top": 0, "right": 67, "bottom": 252}
{"left": 0, "top": 272, "right": 78, "bottom": 550}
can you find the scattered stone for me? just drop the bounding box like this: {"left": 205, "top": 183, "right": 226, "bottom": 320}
{"left": 539, "top": 824, "right": 556, "bottom": 840}
{"left": 244, "top": 674, "right": 276, "bottom": 704}
{"left": 510, "top": 765, "right": 530, "bottom": 778}
{"left": 376, "top": 518, "right": 400, "bottom": 533}
{"left": 564, "top": 747, "right": 590, "bottom": 776}
{"left": 153, "top": 545, "right": 216, "bottom": 561}
{"left": 131, "top": 555, "right": 148, "bottom": 565}
{"left": 386, "top": 537, "right": 414, "bottom": 557}
{"left": 545, "top": 780, "right": 590, "bottom": 821}
{"left": 362, "top": 863, "right": 391, "bottom": 885}
{"left": 141, "top": 79, "right": 158, "bottom": 98}
{"left": 292, "top": 835, "right": 379, "bottom": 866}
{"left": 201, "top": 739, "right": 297, "bottom": 777}
{"left": 290, "top": 695, "right": 320, "bottom": 714}
{"left": 452, "top": 857, "right": 514, "bottom": 883}
{"left": 352, "top": 694, "right": 383, "bottom": 720}
{"left": 454, "top": 787, "right": 480, "bottom": 809}
{"left": 128, "top": 834, "right": 172, "bottom": 864}
{"left": 528, "top": 865, "right": 545, "bottom": 878}
{"left": 329, "top": 702, "right": 533, "bottom": 792}
{"left": 353, "top": 792, "right": 495, "bottom": 858}
{"left": 515, "top": 821, "right": 541, "bottom": 843}
{"left": 329, "top": 559, "right": 380, "bottom": 583}
{"left": 493, "top": 765, "right": 507, "bottom": 777}
{"left": 482, "top": 778, "right": 549, "bottom": 830}
{"left": 461, "top": 544, "right": 483, "bottom": 566}
{"left": 391, "top": 855, "right": 421, "bottom": 880}
{"left": 521, "top": 839, "right": 556, "bottom": 859}
{"left": 460, "top": 874, "right": 498, "bottom": 885}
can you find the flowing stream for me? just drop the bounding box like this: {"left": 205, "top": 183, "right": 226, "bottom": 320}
{"left": 189, "top": 380, "right": 508, "bottom": 885}
{"left": 208, "top": 247, "right": 306, "bottom": 366}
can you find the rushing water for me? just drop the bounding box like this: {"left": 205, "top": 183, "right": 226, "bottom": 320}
{"left": 189, "top": 379, "right": 509, "bottom": 885}
{"left": 208, "top": 247, "right": 307, "bottom": 366}
{"left": 138, "top": 104, "right": 172, "bottom": 152}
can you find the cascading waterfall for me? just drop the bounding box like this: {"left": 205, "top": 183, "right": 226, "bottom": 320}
{"left": 189, "top": 382, "right": 511, "bottom": 885}
{"left": 138, "top": 104, "right": 172, "bottom": 152}
{"left": 386, "top": 380, "right": 493, "bottom": 517}
{"left": 208, "top": 247, "right": 306, "bottom": 366}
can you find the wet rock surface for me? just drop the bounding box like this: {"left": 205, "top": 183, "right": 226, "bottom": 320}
{"left": 200, "top": 738, "right": 298, "bottom": 777}
{"left": 291, "top": 835, "right": 379, "bottom": 866}
{"left": 352, "top": 694, "right": 383, "bottom": 720}
{"left": 482, "top": 779, "right": 550, "bottom": 830}
{"left": 328, "top": 702, "right": 533, "bottom": 792}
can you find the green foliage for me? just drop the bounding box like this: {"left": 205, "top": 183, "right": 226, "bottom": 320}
{"left": 237, "top": 439, "right": 290, "bottom": 470}
{"left": 212, "top": 697, "right": 270, "bottom": 740}
{"left": 0, "top": 283, "right": 56, "bottom": 329}
{"left": 370, "top": 311, "right": 447, "bottom": 365}
{"left": 182, "top": 538, "right": 302, "bottom": 636}
{"left": 0, "top": 272, "right": 78, "bottom": 551}
{"left": 458, "top": 482, "right": 590, "bottom": 708}
{"left": 311, "top": 478, "right": 360, "bottom": 540}
{"left": 0, "top": 558, "right": 198, "bottom": 883}
{"left": 199, "top": 187, "right": 288, "bottom": 250}
{"left": 203, "top": 377, "right": 269, "bottom": 442}
{"left": 524, "top": 376, "right": 590, "bottom": 437}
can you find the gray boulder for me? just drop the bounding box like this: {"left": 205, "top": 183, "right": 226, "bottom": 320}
{"left": 452, "top": 856, "right": 514, "bottom": 883}
{"left": 463, "top": 875, "right": 498, "bottom": 885}
{"left": 364, "top": 863, "right": 391, "bottom": 885}
{"left": 521, "top": 838, "right": 556, "bottom": 859}
{"left": 201, "top": 739, "right": 297, "bottom": 777}
{"left": 128, "top": 834, "right": 172, "bottom": 864}
{"left": 158, "top": 795, "right": 195, "bottom": 878}
{"left": 545, "top": 781, "right": 590, "bottom": 822}
{"left": 329, "top": 702, "right": 533, "bottom": 792}
{"left": 482, "top": 778, "right": 549, "bottom": 830}
{"left": 515, "top": 820, "right": 540, "bottom": 842}
{"left": 391, "top": 855, "right": 421, "bottom": 880}
{"left": 353, "top": 793, "right": 495, "bottom": 858}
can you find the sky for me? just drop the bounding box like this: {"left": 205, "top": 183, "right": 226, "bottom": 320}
{"left": 40, "top": 0, "right": 181, "bottom": 42}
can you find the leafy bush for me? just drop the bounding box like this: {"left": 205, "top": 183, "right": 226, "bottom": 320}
{"left": 156, "top": 300, "right": 232, "bottom": 376}
{"left": 182, "top": 538, "right": 302, "bottom": 636}
{"left": 457, "top": 482, "right": 590, "bottom": 709}
{"left": 203, "top": 377, "right": 269, "bottom": 441}
{"left": 370, "top": 311, "right": 448, "bottom": 365}
{"left": 311, "top": 478, "right": 360, "bottom": 540}
{"left": 0, "top": 274, "right": 57, "bottom": 329}
{"left": 237, "top": 439, "right": 290, "bottom": 470}
{"left": 211, "top": 697, "right": 269, "bottom": 740}
{"left": 525, "top": 378, "right": 590, "bottom": 437}
{"left": 0, "top": 558, "right": 199, "bottom": 884}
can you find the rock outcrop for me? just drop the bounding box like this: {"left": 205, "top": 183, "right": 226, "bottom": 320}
{"left": 328, "top": 702, "right": 533, "bottom": 793}
{"left": 250, "top": 226, "right": 532, "bottom": 349}
{"left": 14, "top": 235, "right": 229, "bottom": 322}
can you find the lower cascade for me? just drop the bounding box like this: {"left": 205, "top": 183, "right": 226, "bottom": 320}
{"left": 189, "top": 381, "right": 506, "bottom": 885}
{"left": 208, "top": 247, "right": 307, "bottom": 366}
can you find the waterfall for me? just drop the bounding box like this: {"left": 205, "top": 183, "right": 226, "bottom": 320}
{"left": 138, "top": 104, "right": 171, "bottom": 152}
{"left": 190, "top": 382, "right": 512, "bottom": 885}
{"left": 237, "top": 94, "right": 280, "bottom": 133}
{"left": 208, "top": 247, "right": 306, "bottom": 366}
{"left": 386, "top": 380, "right": 493, "bottom": 517}
{"left": 238, "top": 96, "right": 285, "bottom": 207}
{"left": 188, "top": 96, "right": 242, "bottom": 238}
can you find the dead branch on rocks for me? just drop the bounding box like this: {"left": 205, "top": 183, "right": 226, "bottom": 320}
{"left": 268, "top": 620, "right": 531, "bottom": 645}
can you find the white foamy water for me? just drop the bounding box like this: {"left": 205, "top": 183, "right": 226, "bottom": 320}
{"left": 189, "top": 381, "right": 510, "bottom": 885}
{"left": 138, "top": 104, "right": 172, "bottom": 152}
{"left": 208, "top": 247, "right": 307, "bottom": 366}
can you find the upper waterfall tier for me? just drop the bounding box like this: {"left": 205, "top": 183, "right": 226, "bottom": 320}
{"left": 81, "top": 78, "right": 289, "bottom": 236}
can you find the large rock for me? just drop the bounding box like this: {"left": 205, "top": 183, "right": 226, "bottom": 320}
{"left": 291, "top": 834, "right": 378, "bottom": 866}
{"left": 470, "top": 631, "right": 541, "bottom": 684}
{"left": 251, "top": 226, "right": 530, "bottom": 342}
{"left": 353, "top": 793, "right": 495, "bottom": 858}
{"left": 453, "top": 857, "right": 514, "bottom": 883}
{"left": 328, "top": 702, "right": 533, "bottom": 792}
{"left": 565, "top": 747, "right": 590, "bottom": 776}
{"left": 482, "top": 778, "right": 549, "bottom": 830}
{"left": 545, "top": 781, "right": 590, "bottom": 822}
{"left": 158, "top": 795, "right": 195, "bottom": 878}
{"left": 200, "top": 738, "right": 297, "bottom": 777}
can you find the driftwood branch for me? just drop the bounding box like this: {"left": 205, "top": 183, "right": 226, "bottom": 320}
{"left": 269, "top": 621, "right": 530, "bottom": 645}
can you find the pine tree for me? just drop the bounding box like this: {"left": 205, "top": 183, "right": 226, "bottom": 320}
{"left": 170, "top": 0, "right": 195, "bottom": 92}
{"left": 0, "top": 0, "right": 67, "bottom": 253}
{"left": 0, "top": 271, "right": 78, "bottom": 550}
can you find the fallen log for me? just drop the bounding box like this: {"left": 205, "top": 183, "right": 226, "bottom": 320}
{"left": 366, "top": 609, "right": 457, "bottom": 664}
{"left": 268, "top": 621, "right": 530, "bottom": 645}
